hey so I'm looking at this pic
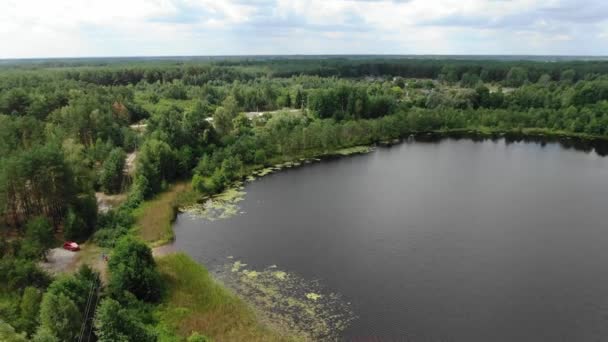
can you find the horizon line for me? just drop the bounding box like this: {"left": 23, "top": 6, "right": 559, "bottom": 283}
{"left": 2, "top": 53, "right": 608, "bottom": 62}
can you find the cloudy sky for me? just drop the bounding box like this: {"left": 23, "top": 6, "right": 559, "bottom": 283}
{"left": 1, "top": 0, "right": 607, "bottom": 58}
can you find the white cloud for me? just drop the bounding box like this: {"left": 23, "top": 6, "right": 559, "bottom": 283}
{"left": 0, "top": 0, "right": 606, "bottom": 58}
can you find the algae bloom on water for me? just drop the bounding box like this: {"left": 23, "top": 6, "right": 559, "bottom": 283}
{"left": 231, "top": 260, "right": 247, "bottom": 272}
{"left": 306, "top": 292, "right": 322, "bottom": 301}
{"left": 272, "top": 271, "right": 287, "bottom": 280}
{"left": 214, "top": 261, "right": 355, "bottom": 341}
{"left": 182, "top": 183, "right": 247, "bottom": 221}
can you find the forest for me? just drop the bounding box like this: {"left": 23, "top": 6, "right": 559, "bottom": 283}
{"left": 2, "top": 56, "right": 608, "bottom": 341}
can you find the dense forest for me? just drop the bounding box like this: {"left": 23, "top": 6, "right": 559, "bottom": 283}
{"left": 2, "top": 57, "right": 608, "bottom": 340}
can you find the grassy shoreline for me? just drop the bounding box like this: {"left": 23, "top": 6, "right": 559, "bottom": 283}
{"left": 133, "top": 127, "right": 608, "bottom": 340}
{"left": 133, "top": 144, "right": 375, "bottom": 247}
{"left": 155, "top": 253, "right": 302, "bottom": 341}
{"left": 133, "top": 182, "right": 193, "bottom": 247}
{"left": 135, "top": 126, "right": 608, "bottom": 248}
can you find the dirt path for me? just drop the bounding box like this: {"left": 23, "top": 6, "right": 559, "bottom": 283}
{"left": 125, "top": 152, "right": 137, "bottom": 174}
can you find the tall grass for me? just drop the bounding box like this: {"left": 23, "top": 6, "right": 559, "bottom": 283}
{"left": 133, "top": 182, "right": 192, "bottom": 246}
{"left": 155, "top": 253, "right": 299, "bottom": 341}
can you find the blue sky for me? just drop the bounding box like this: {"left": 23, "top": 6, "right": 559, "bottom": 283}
{"left": 1, "top": 0, "right": 608, "bottom": 58}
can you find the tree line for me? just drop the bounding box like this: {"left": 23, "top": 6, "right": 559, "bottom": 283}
{"left": 3, "top": 57, "right": 608, "bottom": 340}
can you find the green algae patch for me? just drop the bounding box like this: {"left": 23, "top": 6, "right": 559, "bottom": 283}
{"left": 243, "top": 270, "right": 260, "bottom": 278}
{"left": 305, "top": 293, "right": 322, "bottom": 301}
{"left": 255, "top": 167, "right": 276, "bottom": 177}
{"left": 231, "top": 260, "right": 247, "bottom": 272}
{"left": 215, "top": 261, "right": 355, "bottom": 341}
{"left": 182, "top": 183, "right": 246, "bottom": 221}
{"left": 333, "top": 145, "right": 374, "bottom": 156}
{"left": 273, "top": 271, "right": 287, "bottom": 280}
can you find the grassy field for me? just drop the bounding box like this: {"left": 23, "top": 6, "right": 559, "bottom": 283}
{"left": 133, "top": 182, "right": 194, "bottom": 246}
{"left": 156, "top": 253, "right": 299, "bottom": 342}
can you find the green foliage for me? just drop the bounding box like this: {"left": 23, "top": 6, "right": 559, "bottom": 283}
{"left": 0, "top": 258, "right": 50, "bottom": 290}
{"left": 560, "top": 69, "right": 576, "bottom": 83}
{"left": 136, "top": 139, "right": 177, "bottom": 197}
{"left": 99, "top": 147, "right": 126, "bottom": 194}
{"left": 0, "top": 320, "right": 27, "bottom": 342}
{"left": 108, "top": 236, "right": 162, "bottom": 302}
{"left": 505, "top": 67, "right": 529, "bottom": 87}
{"left": 16, "top": 286, "right": 42, "bottom": 336}
{"left": 94, "top": 298, "right": 156, "bottom": 342}
{"left": 213, "top": 106, "right": 233, "bottom": 136}
{"left": 0, "top": 144, "right": 79, "bottom": 227}
{"left": 63, "top": 208, "right": 87, "bottom": 242}
{"left": 19, "top": 217, "right": 54, "bottom": 260}
{"left": 46, "top": 275, "right": 92, "bottom": 312}
{"left": 37, "top": 292, "right": 81, "bottom": 341}
{"left": 0, "top": 88, "right": 31, "bottom": 115}
{"left": 66, "top": 193, "right": 98, "bottom": 241}
{"left": 93, "top": 207, "right": 135, "bottom": 247}
{"left": 254, "top": 149, "right": 267, "bottom": 165}
{"left": 221, "top": 156, "right": 243, "bottom": 181}
{"left": 33, "top": 268, "right": 99, "bottom": 341}
{"left": 31, "top": 327, "right": 59, "bottom": 342}
{"left": 188, "top": 332, "right": 212, "bottom": 342}
{"left": 460, "top": 72, "right": 481, "bottom": 88}
{"left": 7, "top": 57, "right": 608, "bottom": 341}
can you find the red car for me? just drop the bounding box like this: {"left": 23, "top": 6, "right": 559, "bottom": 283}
{"left": 63, "top": 241, "right": 80, "bottom": 252}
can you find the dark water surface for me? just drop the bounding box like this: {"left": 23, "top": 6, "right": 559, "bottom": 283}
{"left": 172, "top": 138, "right": 608, "bottom": 341}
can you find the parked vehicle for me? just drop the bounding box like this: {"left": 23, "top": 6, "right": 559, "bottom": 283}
{"left": 63, "top": 241, "right": 80, "bottom": 251}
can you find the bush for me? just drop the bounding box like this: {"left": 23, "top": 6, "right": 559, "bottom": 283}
{"left": 31, "top": 326, "right": 58, "bottom": 342}
{"left": 94, "top": 298, "right": 156, "bottom": 342}
{"left": 46, "top": 274, "right": 92, "bottom": 312}
{"left": 16, "top": 286, "right": 42, "bottom": 336}
{"left": 19, "top": 217, "right": 54, "bottom": 260}
{"left": 188, "top": 332, "right": 212, "bottom": 342}
{"left": 93, "top": 225, "right": 130, "bottom": 248}
{"left": 72, "top": 192, "right": 98, "bottom": 238}
{"left": 0, "top": 258, "right": 50, "bottom": 290}
{"left": 254, "top": 149, "right": 267, "bottom": 165}
{"left": 220, "top": 156, "right": 243, "bottom": 181}
{"left": 108, "top": 236, "right": 162, "bottom": 302}
{"left": 0, "top": 321, "right": 27, "bottom": 342}
{"left": 93, "top": 208, "right": 135, "bottom": 247}
{"left": 98, "top": 147, "right": 126, "bottom": 194}
{"left": 63, "top": 208, "right": 87, "bottom": 242}
{"left": 136, "top": 139, "right": 177, "bottom": 197}
{"left": 194, "top": 154, "right": 215, "bottom": 176}
{"left": 37, "top": 292, "right": 81, "bottom": 341}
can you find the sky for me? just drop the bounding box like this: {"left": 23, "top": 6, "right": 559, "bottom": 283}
{"left": 1, "top": 0, "right": 608, "bottom": 58}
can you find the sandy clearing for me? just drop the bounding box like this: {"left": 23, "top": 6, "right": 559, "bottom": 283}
{"left": 39, "top": 248, "right": 78, "bottom": 275}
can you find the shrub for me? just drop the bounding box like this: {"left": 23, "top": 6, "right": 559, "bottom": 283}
{"left": 94, "top": 298, "right": 156, "bottom": 342}
{"left": 98, "top": 148, "right": 126, "bottom": 194}
{"left": 108, "top": 236, "right": 162, "bottom": 302}
{"left": 19, "top": 217, "right": 54, "bottom": 260}
{"left": 37, "top": 292, "right": 81, "bottom": 341}
{"left": 188, "top": 332, "right": 212, "bottom": 342}
{"left": 16, "top": 287, "right": 42, "bottom": 336}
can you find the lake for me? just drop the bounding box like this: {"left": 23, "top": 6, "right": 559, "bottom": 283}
{"left": 172, "top": 136, "right": 608, "bottom": 341}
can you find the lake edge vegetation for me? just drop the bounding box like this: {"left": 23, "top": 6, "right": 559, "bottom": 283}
{"left": 4, "top": 57, "right": 608, "bottom": 340}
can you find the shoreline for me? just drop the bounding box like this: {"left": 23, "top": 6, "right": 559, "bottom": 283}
{"left": 144, "top": 127, "right": 608, "bottom": 340}
{"left": 156, "top": 127, "right": 608, "bottom": 248}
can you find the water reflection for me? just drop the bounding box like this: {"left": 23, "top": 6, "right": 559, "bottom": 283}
{"left": 173, "top": 137, "right": 608, "bottom": 341}
{"left": 406, "top": 132, "right": 608, "bottom": 156}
